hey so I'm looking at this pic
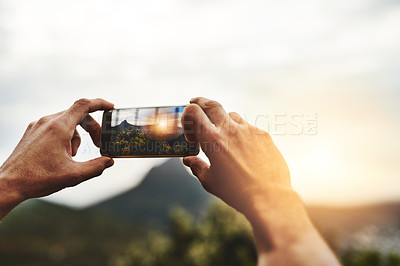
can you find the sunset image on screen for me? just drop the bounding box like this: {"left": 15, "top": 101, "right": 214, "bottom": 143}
{"left": 108, "top": 106, "right": 193, "bottom": 157}
{"left": 143, "top": 107, "right": 183, "bottom": 141}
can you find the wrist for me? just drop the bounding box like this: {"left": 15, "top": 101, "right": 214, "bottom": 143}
{"left": 242, "top": 185, "right": 314, "bottom": 252}
{"left": 0, "top": 168, "right": 26, "bottom": 219}
{"left": 241, "top": 184, "right": 304, "bottom": 217}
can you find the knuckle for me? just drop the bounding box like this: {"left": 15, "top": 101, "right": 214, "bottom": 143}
{"left": 228, "top": 121, "right": 240, "bottom": 134}
{"left": 229, "top": 112, "right": 243, "bottom": 121}
{"left": 265, "top": 132, "right": 272, "bottom": 141}
{"left": 256, "top": 128, "right": 271, "bottom": 140}
{"left": 203, "top": 100, "right": 222, "bottom": 111}
{"left": 183, "top": 104, "right": 201, "bottom": 115}
{"left": 74, "top": 98, "right": 91, "bottom": 107}
{"left": 27, "top": 121, "right": 36, "bottom": 129}
{"left": 190, "top": 97, "right": 201, "bottom": 103}
{"left": 37, "top": 116, "right": 49, "bottom": 125}
{"left": 94, "top": 97, "right": 105, "bottom": 103}
{"left": 229, "top": 111, "right": 239, "bottom": 116}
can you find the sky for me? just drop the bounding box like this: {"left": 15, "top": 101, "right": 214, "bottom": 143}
{"left": 111, "top": 106, "right": 184, "bottom": 127}
{"left": 0, "top": 0, "right": 399, "bottom": 208}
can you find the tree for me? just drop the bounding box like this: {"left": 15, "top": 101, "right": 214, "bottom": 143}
{"left": 109, "top": 200, "right": 257, "bottom": 266}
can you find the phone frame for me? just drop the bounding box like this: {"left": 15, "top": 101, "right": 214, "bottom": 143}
{"left": 100, "top": 106, "right": 199, "bottom": 158}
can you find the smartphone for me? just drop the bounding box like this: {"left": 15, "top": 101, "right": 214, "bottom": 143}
{"left": 100, "top": 106, "right": 199, "bottom": 158}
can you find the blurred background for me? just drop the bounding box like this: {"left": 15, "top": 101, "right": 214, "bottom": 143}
{"left": 0, "top": 0, "right": 399, "bottom": 265}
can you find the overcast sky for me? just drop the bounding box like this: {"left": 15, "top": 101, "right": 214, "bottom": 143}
{"left": 0, "top": 0, "right": 399, "bottom": 208}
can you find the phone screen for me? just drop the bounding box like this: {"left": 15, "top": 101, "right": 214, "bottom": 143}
{"left": 100, "top": 106, "right": 199, "bottom": 157}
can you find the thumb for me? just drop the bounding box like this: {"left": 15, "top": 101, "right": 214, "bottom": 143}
{"left": 72, "top": 156, "right": 114, "bottom": 184}
{"left": 181, "top": 104, "right": 218, "bottom": 145}
{"left": 183, "top": 156, "right": 212, "bottom": 191}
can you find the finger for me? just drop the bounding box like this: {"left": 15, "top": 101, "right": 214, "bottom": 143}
{"left": 182, "top": 156, "right": 212, "bottom": 190}
{"left": 190, "top": 97, "right": 230, "bottom": 127}
{"left": 181, "top": 104, "right": 219, "bottom": 146}
{"left": 65, "top": 98, "right": 114, "bottom": 127}
{"left": 71, "top": 129, "right": 81, "bottom": 156}
{"left": 229, "top": 112, "right": 245, "bottom": 124}
{"left": 80, "top": 114, "right": 101, "bottom": 147}
{"left": 71, "top": 156, "right": 114, "bottom": 184}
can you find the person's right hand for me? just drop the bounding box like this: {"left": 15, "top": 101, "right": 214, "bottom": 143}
{"left": 181, "top": 97, "right": 340, "bottom": 266}
{"left": 181, "top": 97, "right": 294, "bottom": 215}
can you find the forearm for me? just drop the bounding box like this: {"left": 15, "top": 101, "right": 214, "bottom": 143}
{"left": 0, "top": 168, "right": 25, "bottom": 220}
{"left": 183, "top": 98, "right": 338, "bottom": 264}
{"left": 242, "top": 187, "right": 340, "bottom": 266}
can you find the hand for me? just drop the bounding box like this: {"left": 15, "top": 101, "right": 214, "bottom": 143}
{"left": 181, "top": 97, "right": 292, "bottom": 215}
{"left": 181, "top": 97, "right": 340, "bottom": 265}
{"left": 0, "top": 98, "right": 114, "bottom": 219}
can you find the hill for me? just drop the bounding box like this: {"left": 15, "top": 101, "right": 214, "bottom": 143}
{"left": 1, "top": 158, "right": 400, "bottom": 265}
{"left": 113, "top": 119, "right": 135, "bottom": 130}
{"left": 0, "top": 159, "right": 211, "bottom": 265}
{"left": 89, "top": 158, "right": 211, "bottom": 227}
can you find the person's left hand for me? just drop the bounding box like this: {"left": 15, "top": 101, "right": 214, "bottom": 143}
{"left": 0, "top": 98, "right": 114, "bottom": 216}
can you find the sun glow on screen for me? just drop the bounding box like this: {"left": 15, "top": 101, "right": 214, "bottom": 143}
{"left": 157, "top": 118, "right": 168, "bottom": 130}
{"left": 146, "top": 114, "right": 181, "bottom": 140}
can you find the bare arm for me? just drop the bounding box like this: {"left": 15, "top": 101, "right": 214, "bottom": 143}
{"left": 181, "top": 97, "right": 340, "bottom": 266}
{"left": 0, "top": 98, "right": 115, "bottom": 220}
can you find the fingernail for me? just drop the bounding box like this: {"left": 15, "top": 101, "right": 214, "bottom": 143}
{"left": 190, "top": 98, "right": 196, "bottom": 103}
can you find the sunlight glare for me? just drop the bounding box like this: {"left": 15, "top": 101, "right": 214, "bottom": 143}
{"left": 305, "top": 147, "right": 334, "bottom": 175}
{"left": 158, "top": 118, "right": 168, "bottom": 131}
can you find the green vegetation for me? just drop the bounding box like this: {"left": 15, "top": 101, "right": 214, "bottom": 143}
{"left": 340, "top": 249, "right": 400, "bottom": 266}
{"left": 110, "top": 125, "right": 189, "bottom": 156}
{"left": 1, "top": 200, "right": 399, "bottom": 266}
{"left": 0, "top": 160, "right": 399, "bottom": 266}
{"left": 110, "top": 202, "right": 257, "bottom": 266}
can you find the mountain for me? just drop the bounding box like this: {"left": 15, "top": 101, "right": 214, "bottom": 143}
{"left": 0, "top": 159, "right": 211, "bottom": 265}
{"left": 89, "top": 158, "right": 211, "bottom": 227}
{"left": 112, "top": 119, "right": 136, "bottom": 131}
{"left": 1, "top": 158, "right": 400, "bottom": 264}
